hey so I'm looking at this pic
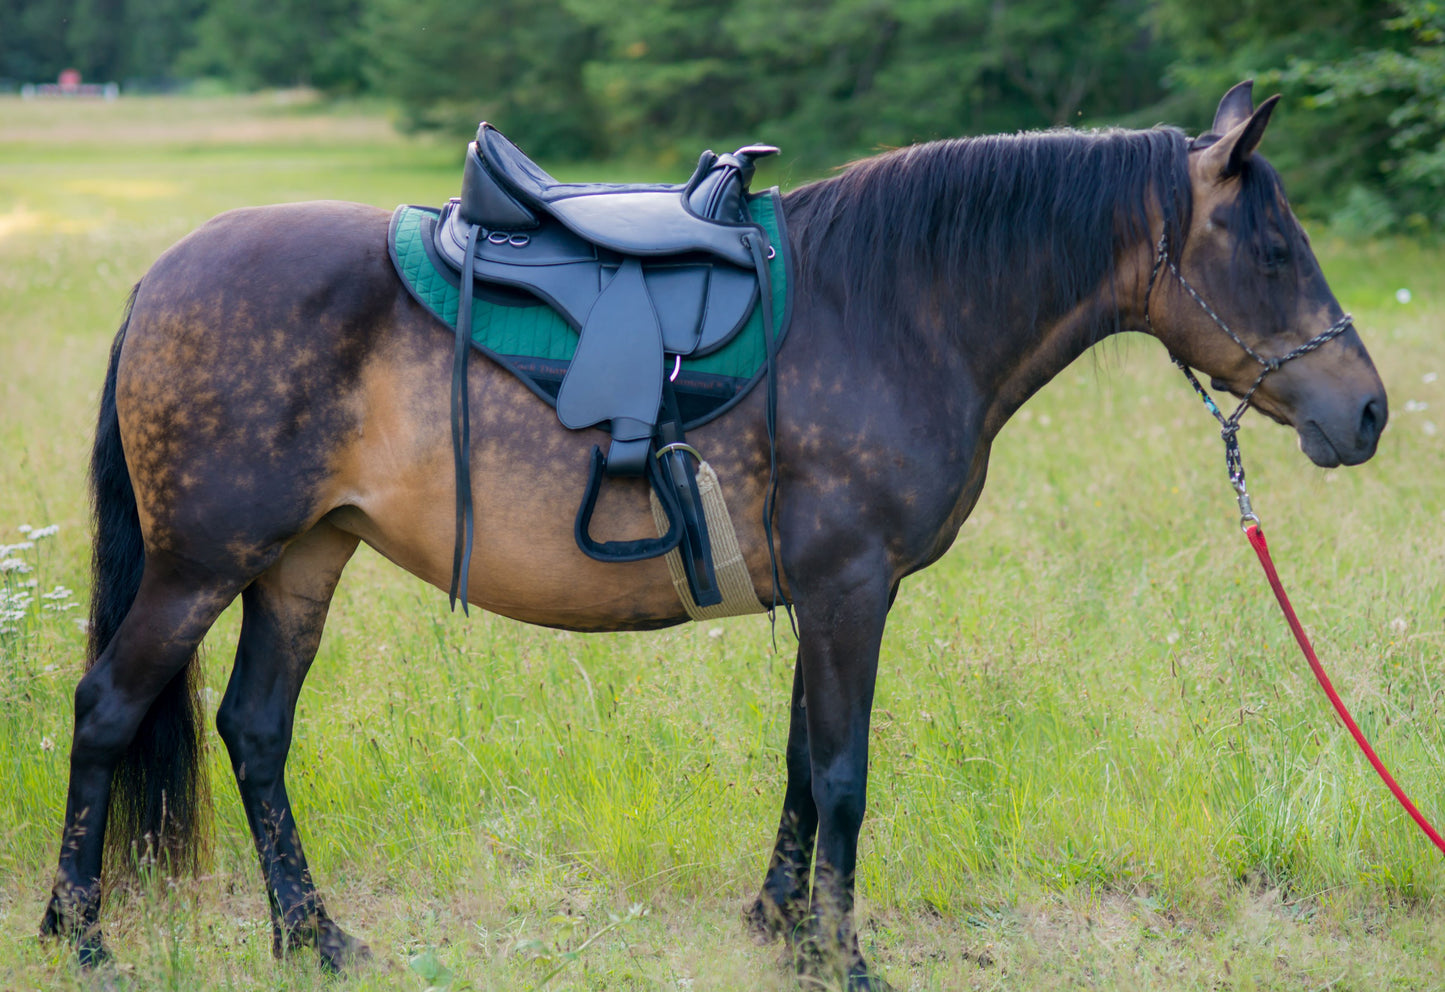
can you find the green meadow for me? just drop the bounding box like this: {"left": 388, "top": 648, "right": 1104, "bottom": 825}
{"left": 2, "top": 94, "right": 1443, "bottom": 990}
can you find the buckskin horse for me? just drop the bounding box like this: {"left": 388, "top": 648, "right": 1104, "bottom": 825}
{"left": 42, "top": 82, "right": 1385, "bottom": 988}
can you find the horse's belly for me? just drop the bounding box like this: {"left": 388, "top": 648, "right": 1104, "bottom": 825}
{"left": 325, "top": 312, "right": 781, "bottom": 630}
{"left": 328, "top": 367, "right": 709, "bottom": 630}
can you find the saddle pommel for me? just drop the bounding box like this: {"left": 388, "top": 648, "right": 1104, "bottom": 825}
{"left": 686, "top": 145, "right": 780, "bottom": 223}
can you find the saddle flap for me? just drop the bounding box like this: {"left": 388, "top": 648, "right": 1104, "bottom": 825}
{"left": 556, "top": 257, "right": 664, "bottom": 433}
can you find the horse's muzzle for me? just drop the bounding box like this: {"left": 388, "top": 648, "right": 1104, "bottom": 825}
{"left": 1297, "top": 392, "right": 1388, "bottom": 468}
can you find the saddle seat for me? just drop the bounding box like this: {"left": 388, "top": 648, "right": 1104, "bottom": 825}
{"left": 463, "top": 122, "right": 777, "bottom": 267}
{"left": 429, "top": 123, "right": 783, "bottom": 614}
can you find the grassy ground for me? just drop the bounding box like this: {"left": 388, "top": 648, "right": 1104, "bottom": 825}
{"left": 1, "top": 93, "right": 1443, "bottom": 991}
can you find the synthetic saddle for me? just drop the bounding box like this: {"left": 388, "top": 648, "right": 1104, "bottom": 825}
{"left": 431, "top": 123, "right": 781, "bottom": 612}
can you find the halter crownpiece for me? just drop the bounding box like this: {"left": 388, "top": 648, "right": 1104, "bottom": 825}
{"left": 1143, "top": 229, "right": 1355, "bottom": 526}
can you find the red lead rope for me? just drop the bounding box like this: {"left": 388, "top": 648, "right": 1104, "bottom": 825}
{"left": 1244, "top": 522, "right": 1445, "bottom": 856}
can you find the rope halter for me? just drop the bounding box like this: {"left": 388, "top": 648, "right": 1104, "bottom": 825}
{"left": 1143, "top": 229, "right": 1355, "bottom": 525}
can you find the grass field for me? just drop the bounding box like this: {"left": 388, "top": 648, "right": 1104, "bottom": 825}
{"left": 2, "top": 93, "right": 1443, "bottom": 991}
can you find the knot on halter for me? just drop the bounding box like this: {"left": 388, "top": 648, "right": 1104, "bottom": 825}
{"left": 1147, "top": 227, "right": 1355, "bottom": 527}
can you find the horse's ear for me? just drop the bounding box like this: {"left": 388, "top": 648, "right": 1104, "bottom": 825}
{"left": 1199, "top": 93, "right": 1281, "bottom": 181}
{"left": 1212, "top": 80, "right": 1256, "bottom": 135}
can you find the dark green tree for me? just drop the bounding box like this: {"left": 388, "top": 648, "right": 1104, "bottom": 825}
{"left": 1286, "top": 0, "right": 1445, "bottom": 231}
{"left": 362, "top": 0, "right": 601, "bottom": 159}
{"left": 567, "top": 0, "right": 1170, "bottom": 166}
{"left": 0, "top": 0, "right": 74, "bottom": 82}
{"left": 1152, "top": 0, "right": 1405, "bottom": 225}
{"left": 178, "top": 0, "right": 367, "bottom": 91}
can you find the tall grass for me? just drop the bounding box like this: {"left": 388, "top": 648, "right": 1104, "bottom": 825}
{"left": 2, "top": 94, "right": 1443, "bottom": 990}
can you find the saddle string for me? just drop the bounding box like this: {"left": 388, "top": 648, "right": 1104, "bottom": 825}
{"left": 746, "top": 232, "right": 796, "bottom": 637}
{"left": 449, "top": 222, "right": 481, "bottom": 613}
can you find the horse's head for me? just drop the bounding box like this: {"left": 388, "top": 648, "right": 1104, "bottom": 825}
{"left": 1150, "top": 81, "right": 1387, "bottom": 467}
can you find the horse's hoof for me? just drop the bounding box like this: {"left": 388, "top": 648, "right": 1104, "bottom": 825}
{"left": 744, "top": 892, "right": 809, "bottom": 943}
{"left": 792, "top": 935, "right": 892, "bottom": 992}
{"left": 40, "top": 898, "right": 111, "bottom": 968}
{"left": 275, "top": 916, "right": 371, "bottom": 973}
{"left": 315, "top": 919, "right": 372, "bottom": 974}
{"left": 743, "top": 897, "right": 779, "bottom": 941}
{"left": 38, "top": 901, "right": 62, "bottom": 939}
{"left": 846, "top": 970, "right": 895, "bottom": 992}
{"left": 76, "top": 937, "right": 113, "bottom": 970}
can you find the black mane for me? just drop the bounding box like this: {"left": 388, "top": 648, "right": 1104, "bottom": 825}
{"left": 783, "top": 127, "right": 1194, "bottom": 352}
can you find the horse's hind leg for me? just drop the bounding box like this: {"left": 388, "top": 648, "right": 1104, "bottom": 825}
{"left": 746, "top": 652, "right": 819, "bottom": 940}
{"left": 41, "top": 557, "right": 240, "bottom": 964}
{"left": 214, "top": 520, "right": 363, "bottom": 971}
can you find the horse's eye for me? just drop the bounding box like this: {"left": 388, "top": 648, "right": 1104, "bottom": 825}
{"left": 1263, "top": 242, "right": 1290, "bottom": 271}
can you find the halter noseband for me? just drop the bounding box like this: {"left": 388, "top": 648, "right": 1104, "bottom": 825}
{"left": 1143, "top": 229, "right": 1355, "bottom": 524}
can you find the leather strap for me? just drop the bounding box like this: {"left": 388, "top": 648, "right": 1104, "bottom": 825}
{"left": 449, "top": 223, "right": 481, "bottom": 613}
{"left": 745, "top": 232, "right": 791, "bottom": 627}
{"left": 556, "top": 257, "right": 664, "bottom": 448}
{"left": 657, "top": 381, "right": 721, "bottom": 607}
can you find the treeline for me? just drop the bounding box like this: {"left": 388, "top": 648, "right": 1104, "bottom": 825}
{"left": 2, "top": 0, "right": 1440, "bottom": 230}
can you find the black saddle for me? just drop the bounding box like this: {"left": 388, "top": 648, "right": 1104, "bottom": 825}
{"left": 433, "top": 123, "right": 781, "bottom": 613}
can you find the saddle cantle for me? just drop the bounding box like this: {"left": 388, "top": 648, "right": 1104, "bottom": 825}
{"left": 424, "top": 123, "right": 784, "bottom": 615}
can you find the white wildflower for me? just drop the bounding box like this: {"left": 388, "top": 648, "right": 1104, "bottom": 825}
{"left": 40, "top": 736, "right": 54, "bottom": 752}
{"left": 29, "top": 524, "right": 59, "bottom": 540}
{"left": 1425, "top": 372, "right": 1439, "bottom": 385}
{"left": 1423, "top": 421, "right": 1437, "bottom": 437}
{"left": 41, "top": 585, "right": 73, "bottom": 601}
{"left": 17, "top": 524, "right": 31, "bottom": 534}
{"left": 0, "top": 558, "right": 32, "bottom": 574}
{"left": 0, "top": 541, "right": 34, "bottom": 555}
{"left": 1396, "top": 288, "right": 1412, "bottom": 304}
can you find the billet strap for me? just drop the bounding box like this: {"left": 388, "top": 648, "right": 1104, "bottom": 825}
{"left": 449, "top": 223, "right": 480, "bottom": 613}
{"left": 657, "top": 380, "right": 721, "bottom": 607}
{"left": 744, "top": 232, "right": 794, "bottom": 634}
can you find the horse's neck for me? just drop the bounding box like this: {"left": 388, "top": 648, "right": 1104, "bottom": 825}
{"left": 974, "top": 265, "right": 1144, "bottom": 441}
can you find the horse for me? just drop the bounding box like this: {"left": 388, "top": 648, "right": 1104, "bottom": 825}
{"left": 41, "top": 82, "right": 1386, "bottom": 989}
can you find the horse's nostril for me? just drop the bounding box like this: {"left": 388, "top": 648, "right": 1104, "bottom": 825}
{"left": 1360, "top": 396, "right": 1386, "bottom": 442}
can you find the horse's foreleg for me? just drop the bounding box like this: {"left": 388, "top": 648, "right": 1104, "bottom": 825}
{"left": 40, "top": 560, "right": 238, "bottom": 965}
{"left": 745, "top": 652, "right": 818, "bottom": 940}
{"left": 214, "top": 522, "right": 364, "bottom": 972}
{"left": 794, "top": 583, "right": 891, "bottom": 991}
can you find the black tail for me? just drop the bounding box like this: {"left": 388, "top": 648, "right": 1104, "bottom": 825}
{"left": 89, "top": 288, "right": 211, "bottom": 877}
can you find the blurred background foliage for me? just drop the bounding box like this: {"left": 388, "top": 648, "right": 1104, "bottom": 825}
{"left": 1, "top": 0, "right": 1440, "bottom": 231}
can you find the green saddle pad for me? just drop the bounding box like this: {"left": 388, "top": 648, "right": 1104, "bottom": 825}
{"left": 388, "top": 189, "right": 791, "bottom": 430}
